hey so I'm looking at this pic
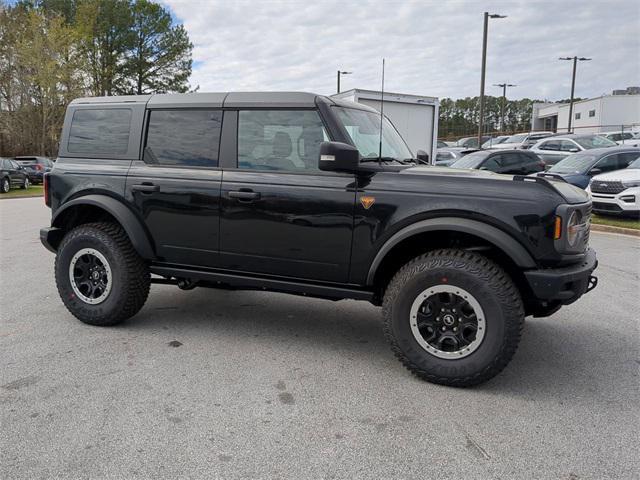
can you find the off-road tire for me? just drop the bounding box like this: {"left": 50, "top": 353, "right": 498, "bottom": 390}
{"left": 382, "top": 249, "right": 524, "bottom": 387}
{"left": 55, "top": 222, "right": 150, "bottom": 326}
{"left": 0, "top": 177, "right": 9, "bottom": 193}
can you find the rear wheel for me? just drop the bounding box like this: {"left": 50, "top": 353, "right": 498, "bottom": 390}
{"left": 0, "top": 177, "right": 9, "bottom": 193}
{"left": 382, "top": 249, "right": 524, "bottom": 387}
{"left": 55, "top": 222, "right": 150, "bottom": 326}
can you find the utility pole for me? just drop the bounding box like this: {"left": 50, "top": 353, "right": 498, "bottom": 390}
{"left": 478, "top": 12, "right": 506, "bottom": 147}
{"left": 336, "top": 70, "right": 352, "bottom": 94}
{"left": 493, "top": 83, "right": 517, "bottom": 132}
{"left": 559, "top": 56, "right": 591, "bottom": 133}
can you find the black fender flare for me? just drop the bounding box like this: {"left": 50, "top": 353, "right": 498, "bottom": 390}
{"left": 52, "top": 194, "right": 155, "bottom": 259}
{"left": 366, "top": 216, "right": 537, "bottom": 285}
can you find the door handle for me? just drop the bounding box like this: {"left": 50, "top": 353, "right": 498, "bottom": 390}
{"left": 131, "top": 183, "right": 160, "bottom": 193}
{"left": 228, "top": 190, "right": 260, "bottom": 201}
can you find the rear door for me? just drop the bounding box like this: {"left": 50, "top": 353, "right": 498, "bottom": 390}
{"left": 125, "top": 108, "right": 224, "bottom": 268}
{"left": 8, "top": 160, "right": 23, "bottom": 185}
{"left": 219, "top": 109, "right": 356, "bottom": 282}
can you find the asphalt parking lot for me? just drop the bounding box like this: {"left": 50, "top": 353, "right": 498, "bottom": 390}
{"left": 1, "top": 197, "right": 638, "bottom": 480}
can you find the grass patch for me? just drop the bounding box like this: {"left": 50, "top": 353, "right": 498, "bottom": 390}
{"left": 0, "top": 184, "right": 43, "bottom": 199}
{"left": 592, "top": 214, "right": 640, "bottom": 230}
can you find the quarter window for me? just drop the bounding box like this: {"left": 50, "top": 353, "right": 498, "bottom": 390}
{"left": 238, "top": 110, "right": 328, "bottom": 172}
{"left": 68, "top": 108, "right": 132, "bottom": 155}
{"left": 144, "top": 110, "right": 222, "bottom": 167}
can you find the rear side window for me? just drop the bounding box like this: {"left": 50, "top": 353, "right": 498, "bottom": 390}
{"left": 144, "top": 110, "right": 222, "bottom": 167}
{"left": 68, "top": 108, "right": 132, "bottom": 155}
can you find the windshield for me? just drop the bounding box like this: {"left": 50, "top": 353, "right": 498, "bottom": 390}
{"left": 502, "top": 134, "right": 528, "bottom": 144}
{"left": 482, "top": 136, "right": 508, "bottom": 148}
{"left": 549, "top": 153, "right": 597, "bottom": 174}
{"left": 574, "top": 136, "right": 617, "bottom": 149}
{"left": 450, "top": 151, "right": 489, "bottom": 169}
{"left": 334, "top": 107, "right": 413, "bottom": 161}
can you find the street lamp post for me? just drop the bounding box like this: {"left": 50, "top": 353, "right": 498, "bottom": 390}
{"left": 478, "top": 12, "right": 506, "bottom": 148}
{"left": 337, "top": 70, "right": 352, "bottom": 94}
{"left": 559, "top": 56, "right": 591, "bottom": 133}
{"left": 493, "top": 83, "right": 517, "bottom": 132}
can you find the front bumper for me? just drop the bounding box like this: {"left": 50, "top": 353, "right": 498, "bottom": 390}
{"left": 590, "top": 186, "right": 640, "bottom": 217}
{"left": 524, "top": 248, "right": 598, "bottom": 305}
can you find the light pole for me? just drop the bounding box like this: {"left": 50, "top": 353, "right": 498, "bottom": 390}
{"left": 478, "top": 12, "right": 506, "bottom": 147}
{"left": 559, "top": 56, "right": 591, "bottom": 133}
{"left": 493, "top": 83, "right": 517, "bottom": 132}
{"left": 337, "top": 70, "right": 352, "bottom": 94}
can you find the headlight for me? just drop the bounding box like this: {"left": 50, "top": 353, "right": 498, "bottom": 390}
{"left": 621, "top": 179, "right": 640, "bottom": 188}
{"left": 566, "top": 210, "right": 582, "bottom": 247}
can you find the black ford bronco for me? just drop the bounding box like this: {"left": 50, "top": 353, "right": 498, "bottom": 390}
{"left": 41, "top": 92, "right": 598, "bottom": 386}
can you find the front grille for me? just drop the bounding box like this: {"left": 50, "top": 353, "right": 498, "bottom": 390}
{"left": 593, "top": 202, "right": 623, "bottom": 213}
{"left": 591, "top": 180, "right": 626, "bottom": 194}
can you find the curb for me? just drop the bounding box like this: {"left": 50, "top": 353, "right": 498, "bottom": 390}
{"left": 591, "top": 223, "right": 640, "bottom": 237}
{"left": 0, "top": 194, "right": 43, "bottom": 200}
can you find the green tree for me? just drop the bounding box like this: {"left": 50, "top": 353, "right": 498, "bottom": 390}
{"left": 118, "top": 0, "right": 192, "bottom": 95}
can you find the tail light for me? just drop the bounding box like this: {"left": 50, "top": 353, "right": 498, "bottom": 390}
{"left": 43, "top": 173, "right": 51, "bottom": 207}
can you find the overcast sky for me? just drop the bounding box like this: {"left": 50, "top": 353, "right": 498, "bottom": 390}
{"left": 161, "top": 0, "right": 639, "bottom": 101}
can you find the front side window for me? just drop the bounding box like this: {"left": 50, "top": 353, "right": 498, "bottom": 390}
{"left": 594, "top": 154, "right": 622, "bottom": 173}
{"left": 540, "top": 141, "right": 560, "bottom": 151}
{"left": 238, "top": 110, "right": 328, "bottom": 172}
{"left": 560, "top": 140, "right": 579, "bottom": 152}
{"left": 334, "top": 107, "right": 413, "bottom": 162}
{"left": 68, "top": 108, "right": 132, "bottom": 155}
{"left": 144, "top": 110, "right": 222, "bottom": 167}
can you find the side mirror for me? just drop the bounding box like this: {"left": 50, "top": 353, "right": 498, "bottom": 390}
{"left": 318, "top": 141, "right": 360, "bottom": 172}
{"left": 569, "top": 148, "right": 579, "bottom": 153}
{"left": 589, "top": 168, "right": 601, "bottom": 176}
{"left": 416, "top": 150, "right": 430, "bottom": 164}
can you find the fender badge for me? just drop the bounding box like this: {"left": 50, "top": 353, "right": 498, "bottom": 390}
{"left": 360, "top": 196, "right": 375, "bottom": 209}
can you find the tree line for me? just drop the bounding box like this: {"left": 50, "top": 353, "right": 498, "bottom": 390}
{"left": 0, "top": 0, "right": 193, "bottom": 157}
{"left": 438, "top": 95, "right": 542, "bottom": 141}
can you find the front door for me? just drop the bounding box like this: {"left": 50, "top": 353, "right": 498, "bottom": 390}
{"left": 219, "top": 109, "right": 356, "bottom": 283}
{"left": 125, "top": 108, "right": 224, "bottom": 268}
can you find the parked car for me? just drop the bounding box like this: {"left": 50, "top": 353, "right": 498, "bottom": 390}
{"left": 40, "top": 91, "right": 598, "bottom": 387}
{"left": 598, "top": 131, "right": 640, "bottom": 146}
{"left": 435, "top": 147, "right": 467, "bottom": 166}
{"left": 529, "top": 134, "right": 619, "bottom": 167}
{"left": 449, "top": 149, "right": 545, "bottom": 175}
{"left": 14, "top": 156, "right": 54, "bottom": 184}
{"left": 481, "top": 135, "right": 511, "bottom": 149}
{"left": 535, "top": 147, "right": 640, "bottom": 189}
{"left": 587, "top": 156, "right": 640, "bottom": 217}
{"left": 454, "top": 136, "right": 491, "bottom": 149}
{"left": 0, "top": 157, "right": 30, "bottom": 193}
{"left": 437, "top": 140, "right": 449, "bottom": 148}
{"left": 490, "top": 131, "right": 555, "bottom": 150}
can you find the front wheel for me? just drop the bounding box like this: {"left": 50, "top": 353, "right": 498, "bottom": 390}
{"left": 21, "top": 177, "right": 29, "bottom": 189}
{"left": 55, "top": 222, "right": 150, "bottom": 326}
{"left": 382, "top": 249, "right": 524, "bottom": 387}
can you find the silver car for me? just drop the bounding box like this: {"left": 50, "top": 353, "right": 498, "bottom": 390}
{"left": 529, "top": 134, "right": 618, "bottom": 167}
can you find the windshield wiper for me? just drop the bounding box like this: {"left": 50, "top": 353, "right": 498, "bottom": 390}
{"left": 361, "top": 156, "right": 412, "bottom": 165}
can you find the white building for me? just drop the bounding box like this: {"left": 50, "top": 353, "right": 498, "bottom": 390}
{"left": 332, "top": 89, "right": 439, "bottom": 163}
{"left": 532, "top": 89, "right": 640, "bottom": 134}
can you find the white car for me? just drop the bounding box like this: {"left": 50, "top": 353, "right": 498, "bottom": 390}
{"left": 489, "top": 131, "right": 555, "bottom": 150}
{"left": 599, "top": 131, "right": 640, "bottom": 147}
{"left": 587, "top": 157, "right": 640, "bottom": 217}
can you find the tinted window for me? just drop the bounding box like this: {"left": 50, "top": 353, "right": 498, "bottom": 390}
{"left": 238, "top": 110, "right": 327, "bottom": 172}
{"left": 144, "top": 110, "right": 222, "bottom": 167}
{"left": 501, "top": 153, "right": 524, "bottom": 167}
{"left": 620, "top": 153, "right": 640, "bottom": 167}
{"left": 450, "top": 151, "right": 490, "bottom": 169}
{"left": 593, "top": 154, "right": 623, "bottom": 173}
{"left": 68, "top": 108, "right": 132, "bottom": 155}
{"left": 540, "top": 141, "right": 560, "bottom": 151}
{"left": 560, "top": 140, "right": 578, "bottom": 152}
{"left": 482, "top": 157, "right": 500, "bottom": 170}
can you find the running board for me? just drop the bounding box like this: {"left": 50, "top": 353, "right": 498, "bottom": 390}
{"left": 150, "top": 265, "right": 374, "bottom": 302}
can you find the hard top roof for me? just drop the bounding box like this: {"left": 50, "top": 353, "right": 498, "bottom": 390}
{"left": 68, "top": 92, "right": 378, "bottom": 112}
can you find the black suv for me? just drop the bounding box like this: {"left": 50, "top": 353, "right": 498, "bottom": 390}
{"left": 41, "top": 92, "right": 598, "bottom": 387}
